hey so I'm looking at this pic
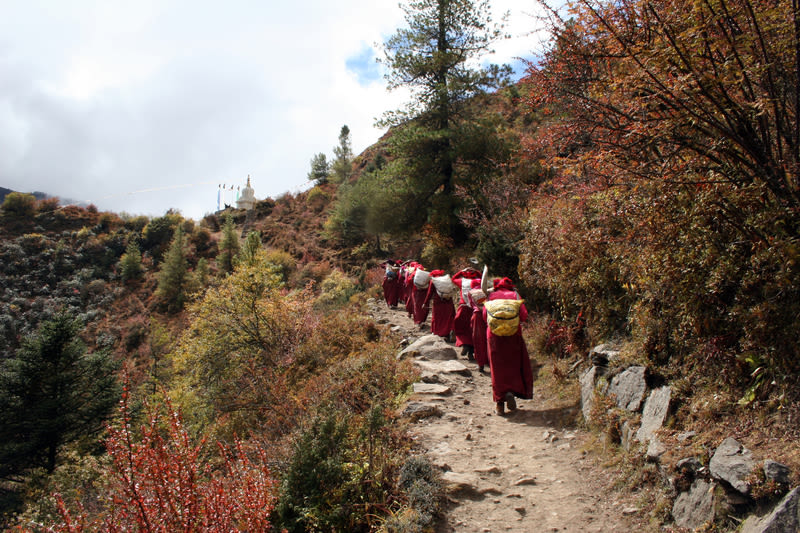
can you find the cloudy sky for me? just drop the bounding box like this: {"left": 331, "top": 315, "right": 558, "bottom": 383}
{"left": 0, "top": 0, "right": 547, "bottom": 220}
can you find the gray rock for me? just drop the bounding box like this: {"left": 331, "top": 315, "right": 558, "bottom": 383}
{"left": 441, "top": 471, "right": 481, "bottom": 495}
{"left": 621, "top": 420, "right": 636, "bottom": 452}
{"left": 764, "top": 460, "right": 792, "bottom": 485}
{"left": 401, "top": 402, "right": 443, "bottom": 421}
{"left": 646, "top": 436, "right": 666, "bottom": 461}
{"left": 414, "top": 359, "right": 472, "bottom": 376}
{"left": 677, "top": 431, "right": 697, "bottom": 442}
{"left": 420, "top": 371, "right": 442, "bottom": 384}
{"left": 710, "top": 437, "right": 756, "bottom": 495}
{"left": 398, "top": 334, "right": 458, "bottom": 361}
{"left": 740, "top": 487, "right": 800, "bottom": 533}
{"left": 608, "top": 366, "right": 647, "bottom": 411}
{"left": 672, "top": 479, "right": 716, "bottom": 530}
{"left": 580, "top": 366, "right": 598, "bottom": 422}
{"left": 677, "top": 457, "right": 703, "bottom": 473}
{"left": 636, "top": 386, "right": 671, "bottom": 443}
{"left": 412, "top": 383, "right": 452, "bottom": 395}
{"left": 589, "top": 344, "right": 620, "bottom": 367}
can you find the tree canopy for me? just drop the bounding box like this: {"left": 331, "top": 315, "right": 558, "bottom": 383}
{"left": 0, "top": 313, "right": 119, "bottom": 480}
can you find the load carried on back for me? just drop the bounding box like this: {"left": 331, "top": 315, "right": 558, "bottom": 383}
{"left": 484, "top": 298, "right": 524, "bottom": 336}
{"left": 413, "top": 268, "right": 431, "bottom": 289}
{"left": 431, "top": 273, "right": 454, "bottom": 298}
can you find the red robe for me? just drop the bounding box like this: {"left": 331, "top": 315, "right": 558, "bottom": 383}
{"left": 484, "top": 288, "right": 533, "bottom": 402}
{"left": 404, "top": 271, "right": 415, "bottom": 317}
{"left": 470, "top": 302, "right": 489, "bottom": 368}
{"left": 381, "top": 273, "right": 401, "bottom": 307}
{"left": 424, "top": 282, "right": 455, "bottom": 338}
{"left": 412, "top": 286, "right": 430, "bottom": 325}
{"left": 452, "top": 271, "right": 481, "bottom": 347}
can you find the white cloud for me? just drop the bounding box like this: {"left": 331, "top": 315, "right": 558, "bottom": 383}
{"left": 0, "top": 0, "right": 543, "bottom": 220}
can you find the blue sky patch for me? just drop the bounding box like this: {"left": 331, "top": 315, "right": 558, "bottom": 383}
{"left": 346, "top": 44, "right": 381, "bottom": 86}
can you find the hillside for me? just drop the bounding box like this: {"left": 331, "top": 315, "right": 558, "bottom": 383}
{"left": 2, "top": 29, "right": 800, "bottom": 529}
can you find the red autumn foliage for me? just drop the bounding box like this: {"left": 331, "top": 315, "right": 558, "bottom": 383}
{"left": 54, "top": 386, "right": 277, "bottom": 532}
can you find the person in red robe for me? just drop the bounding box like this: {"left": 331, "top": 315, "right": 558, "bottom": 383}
{"left": 483, "top": 277, "right": 533, "bottom": 416}
{"left": 424, "top": 270, "right": 456, "bottom": 338}
{"left": 380, "top": 260, "right": 402, "bottom": 308}
{"left": 468, "top": 288, "right": 489, "bottom": 372}
{"left": 404, "top": 262, "right": 419, "bottom": 318}
{"left": 411, "top": 268, "right": 431, "bottom": 327}
{"left": 452, "top": 267, "right": 482, "bottom": 357}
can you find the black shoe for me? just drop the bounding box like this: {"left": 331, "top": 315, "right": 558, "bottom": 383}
{"left": 505, "top": 392, "right": 517, "bottom": 411}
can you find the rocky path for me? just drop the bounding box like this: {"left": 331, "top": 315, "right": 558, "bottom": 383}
{"left": 369, "top": 299, "right": 650, "bottom": 533}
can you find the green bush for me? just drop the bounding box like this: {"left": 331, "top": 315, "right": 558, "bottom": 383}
{"left": 381, "top": 455, "right": 443, "bottom": 533}
{"left": 275, "top": 413, "right": 355, "bottom": 533}
{"left": 315, "top": 269, "right": 358, "bottom": 309}
{"left": 2, "top": 192, "right": 37, "bottom": 218}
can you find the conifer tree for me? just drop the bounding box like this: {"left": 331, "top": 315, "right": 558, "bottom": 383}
{"left": 119, "top": 240, "right": 143, "bottom": 282}
{"left": 156, "top": 226, "right": 189, "bottom": 312}
{"left": 378, "top": 0, "right": 511, "bottom": 241}
{"left": 308, "top": 153, "right": 330, "bottom": 185}
{"left": 195, "top": 257, "right": 209, "bottom": 288}
{"left": 217, "top": 214, "right": 240, "bottom": 274}
{"left": 330, "top": 125, "right": 353, "bottom": 184}
{"left": 0, "top": 313, "right": 119, "bottom": 480}
{"left": 235, "top": 231, "right": 263, "bottom": 268}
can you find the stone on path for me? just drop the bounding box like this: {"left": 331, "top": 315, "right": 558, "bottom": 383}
{"left": 414, "top": 359, "right": 472, "bottom": 376}
{"left": 398, "top": 334, "right": 458, "bottom": 361}
{"left": 412, "top": 383, "right": 452, "bottom": 395}
{"left": 441, "top": 471, "right": 485, "bottom": 496}
{"left": 740, "top": 487, "right": 800, "bottom": 533}
{"left": 709, "top": 437, "right": 755, "bottom": 495}
{"left": 401, "top": 402, "right": 443, "bottom": 421}
{"left": 672, "top": 479, "right": 716, "bottom": 530}
{"left": 607, "top": 366, "right": 647, "bottom": 411}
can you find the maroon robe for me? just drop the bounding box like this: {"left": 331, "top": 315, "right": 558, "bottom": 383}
{"left": 470, "top": 302, "right": 489, "bottom": 368}
{"left": 404, "top": 271, "right": 415, "bottom": 317}
{"left": 484, "top": 287, "right": 533, "bottom": 402}
{"left": 412, "top": 286, "right": 430, "bottom": 325}
{"left": 452, "top": 273, "right": 481, "bottom": 347}
{"left": 424, "top": 283, "right": 455, "bottom": 338}
{"left": 381, "top": 273, "right": 401, "bottom": 307}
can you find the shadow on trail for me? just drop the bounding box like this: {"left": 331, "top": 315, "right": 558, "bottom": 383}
{"left": 503, "top": 400, "right": 582, "bottom": 430}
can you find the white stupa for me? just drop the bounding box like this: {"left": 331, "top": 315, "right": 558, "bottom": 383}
{"left": 236, "top": 175, "right": 257, "bottom": 210}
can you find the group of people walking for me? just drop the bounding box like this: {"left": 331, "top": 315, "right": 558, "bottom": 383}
{"left": 381, "top": 260, "right": 534, "bottom": 416}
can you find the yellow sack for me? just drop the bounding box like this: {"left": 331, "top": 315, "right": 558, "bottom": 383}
{"left": 484, "top": 298, "right": 523, "bottom": 336}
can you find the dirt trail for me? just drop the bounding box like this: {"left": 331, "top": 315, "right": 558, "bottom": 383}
{"left": 369, "top": 299, "right": 651, "bottom": 533}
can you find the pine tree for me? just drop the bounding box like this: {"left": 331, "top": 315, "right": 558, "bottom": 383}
{"left": 156, "top": 226, "right": 189, "bottom": 312}
{"left": 308, "top": 153, "right": 330, "bottom": 185}
{"left": 195, "top": 257, "right": 209, "bottom": 288}
{"left": 330, "top": 125, "right": 353, "bottom": 184}
{"left": 119, "top": 240, "right": 143, "bottom": 282}
{"left": 378, "top": 0, "right": 511, "bottom": 241}
{"left": 217, "top": 214, "right": 240, "bottom": 274}
{"left": 235, "top": 231, "right": 263, "bottom": 268}
{"left": 0, "top": 313, "right": 120, "bottom": 480}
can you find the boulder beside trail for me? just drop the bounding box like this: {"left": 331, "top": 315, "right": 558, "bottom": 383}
{"left": 607, "top": 366, "right": 647, "bottom": 412}
{"left": 740, "top": 487, "right": 800, "bottom": 533}
{"left": 635, "top": 386, "right": 671, "bottom": 443}
{"left": 709, "top": 437, "right": 755, "bottom": 495}
{"left": 672, "top": 479, "right": 716, "bottom": 530}
{"left": 580, "top": 366, "right": 598, "bottom": 422}
{"left": 398, "top": 334, "right": 458, "bottom": 361}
